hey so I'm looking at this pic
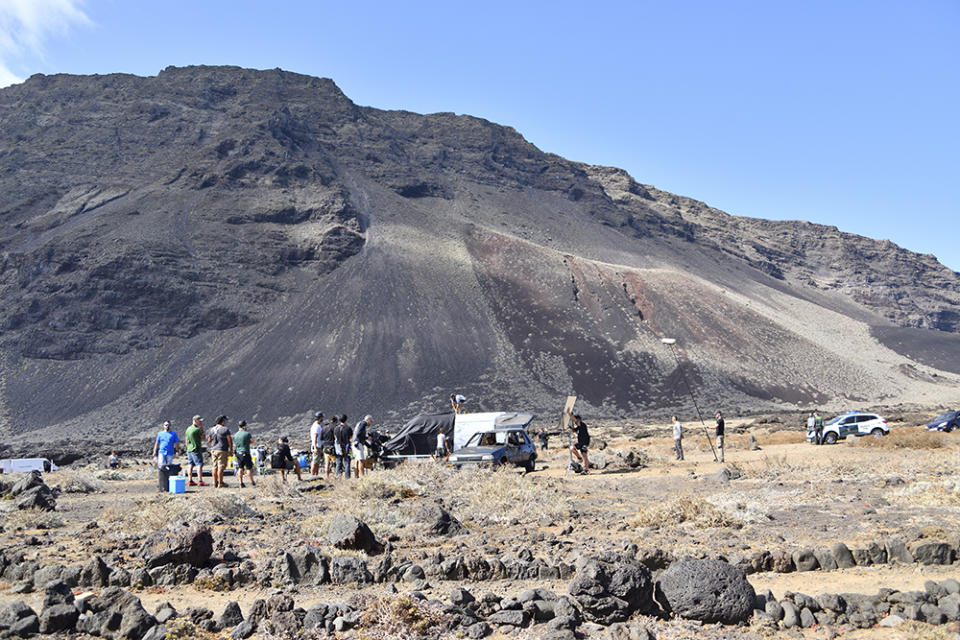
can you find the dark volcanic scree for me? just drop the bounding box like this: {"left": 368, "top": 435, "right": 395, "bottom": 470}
{"left": 0, "top": 65, "right": 959, "bottom": 438}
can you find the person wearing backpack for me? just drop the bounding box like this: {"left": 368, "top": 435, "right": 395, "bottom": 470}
{"left": 334, "top": 415, "right": 352, "bottom": 479}
{"left": 271, "top": 435, "right": 301, "bottom": 482}
{"left": 319, "top": 415, "right": 337, "bottom": 480}
{"left": 353, "top": 415, "right": 372, "bottom": 478}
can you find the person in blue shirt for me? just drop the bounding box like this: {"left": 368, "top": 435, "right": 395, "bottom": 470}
{"left": 153, "top": 421, "right": 180, "bottom": 468}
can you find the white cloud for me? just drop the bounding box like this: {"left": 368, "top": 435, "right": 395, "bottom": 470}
{"left": 0, "top": 0, "right": 91, "bottom": 87}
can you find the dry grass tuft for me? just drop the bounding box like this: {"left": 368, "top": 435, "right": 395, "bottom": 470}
{"left": 48, "top": 471, "right": 104, "bottom": 494}
{"left": 754, "top": 455, "right": 805, "bottom": 480}
{"left": 900, "top": 620, "right": 959, "bottom": 640}
{"left": 300, "top": 460, "right": 574, "bottom": 538}
{"left": 358, "top": 594, "right": 447, "bottom": 640}
{"left": 754, "top": 429, "right": 806, "bottom": 446}
{"left": 101, "top": 492, "right": 258, "bottom": 536}
{"left": 890, "top": 481, "right": 960, "bottom": 508}
{"left": 627, "top": 494, "right": 735, "bottom": 528}
{"left": 854, "top": 428, "right": 946, "bottom": 450}
{"left": 0, "top": 507, "right": 65, "bottom": 530}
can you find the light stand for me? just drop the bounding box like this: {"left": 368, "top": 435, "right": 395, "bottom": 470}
{"left": 661, "top": 338, "right": 718, "bottom": 462}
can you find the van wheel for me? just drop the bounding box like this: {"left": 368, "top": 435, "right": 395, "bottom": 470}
{"left": 824, "top": 432, "right": 838, "bottom": 444}
{"left": 524, "top": 457, "right": 535, "bottom": 473}
{"left": 871, "top": 428, "right": 885, "bottom": 437}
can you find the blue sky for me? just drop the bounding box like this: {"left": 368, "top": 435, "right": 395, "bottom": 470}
{"left": 1, "top": 0, "right": 957, "bottom": 271}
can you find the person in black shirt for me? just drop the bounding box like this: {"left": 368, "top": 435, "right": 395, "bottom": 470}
{"left": 271, "top": 435, "right": 301, "bottom": 483}
{"left": 569, "top": 414, "right": 591, "bottom": 474}
{"left": 319, "top": 417, "right": 337, "bottom": 480}
{"left": 715, "top": 411, "right": 726, "bottom": 462}
{"left": 537, "top": 430, "right": 549, "bottom": 450}
{"left": 334, "top": 414, "right": 352, "bottom": 479}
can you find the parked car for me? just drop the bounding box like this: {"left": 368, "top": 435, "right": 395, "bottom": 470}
{"left": 926, "top": 410, "right": 960, "bottom": 432}
{"left": 816, "top": 411, "right": 888, "bottom": 444}
{"left": 447, "top": 428, "right": 537, "bottom": 472}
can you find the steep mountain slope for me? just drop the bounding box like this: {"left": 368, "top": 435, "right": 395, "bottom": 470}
{"left": 1, "top": 66, "right": 958, "bottom": 437}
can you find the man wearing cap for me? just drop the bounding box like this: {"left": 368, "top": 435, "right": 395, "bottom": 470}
{"left": 185, "top": 415, "right": 207, "bottom": 487}
{"left": 153, "top": 420, "right": 180, "bottom": 468}
{"left": 309, "top": 411, "right": 324, "bottom": 476}
{"left": 207, "top": 415, "right": 234, "bottom": 488}
{"left": 353, "top": 415, "right": 372, "bottom": 478}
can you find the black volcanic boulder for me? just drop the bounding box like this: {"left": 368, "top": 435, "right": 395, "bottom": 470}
{"left": 0, "top": 600, "right": 36, "bottom": 630}
{"left": 568, "top": 553, "right": 654, "bottom": 624}
{"left": 416, "top": 505, "right": 467, "bottom": 536}
{"left": 15, "top": 484, "right": 57, "bottom": 511}
{"left": 326, "top": 514, "right": 382, "bottom": 554}
{"left": 9, "top": 471, "right": 44, "bottom": 496}
{"left": 656, "top": 557, "right": 755, "bottom": 624}
{"left": 79, "top": 556, "right": 111, "bottom": 587}
{"left": 138, "top": 524, "right": 214, "bottom": 568}
{"left": 39, "top": 603, "right": 79, "bottom": 634}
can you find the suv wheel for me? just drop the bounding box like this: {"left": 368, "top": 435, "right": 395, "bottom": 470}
{"left": 824, "top": 432, "right": 838, "bottom": 444}
{"left": 524, "top": 457, "right": 535, "bottom": 473}
{"left": 870, "top": 428, "right": 885, "bottom": 437}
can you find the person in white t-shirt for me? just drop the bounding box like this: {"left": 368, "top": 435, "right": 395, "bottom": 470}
{"left": 434, "top": 431, "right": 448, "bottom": 460}
{"left": 672, "top": 416, "right": 684, "bottom": 461}
{"left": 309, "top": 412, "right": 324, "bottom": 475}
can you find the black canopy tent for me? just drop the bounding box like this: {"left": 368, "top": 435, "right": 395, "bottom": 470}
{"left": 381, "top": 412, "right": 456, "bottom": 457}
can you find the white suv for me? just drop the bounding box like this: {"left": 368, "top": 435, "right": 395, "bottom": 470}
{"left": 819, "top": 412, "right": 889, "bottom": 444}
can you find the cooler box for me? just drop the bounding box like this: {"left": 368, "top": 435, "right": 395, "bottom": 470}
{"left": 298, "top": 454, "right": 308, "bottom": 468}
{"left": 168, "top": 476, "right": 186, "bottom": 494}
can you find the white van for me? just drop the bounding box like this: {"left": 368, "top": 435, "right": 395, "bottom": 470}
{"left": 0, "top": 458, "right": 58, "bottom": 474}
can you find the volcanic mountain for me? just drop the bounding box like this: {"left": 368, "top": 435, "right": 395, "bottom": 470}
{"left": 1, "top": 65, "right": 959, "bottom": 439}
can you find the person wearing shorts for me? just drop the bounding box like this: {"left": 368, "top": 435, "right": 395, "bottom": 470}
{"left": 185, "top": 415, "right": 207, "bottom": 487}
{"left": 320, "top": 416, "right": 337, "bottom": 480}
{"left": 353, "top": 415, "right": 372, "bottom": 478}
{"left": 153, "top": 421, "right": 179, "bottom": 468}
{"left": 234, "top": 420, "right": 255, "bottom": 488}
{"left": 207, "top": 415, "right": 234, "bottom": 488}
{"left": 569, "top": 414, "right": 591, "bottom": 473}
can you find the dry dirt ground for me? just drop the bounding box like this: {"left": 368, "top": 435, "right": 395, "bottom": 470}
{"left": 2, "top": 416, "right": 960, "bottom": 639}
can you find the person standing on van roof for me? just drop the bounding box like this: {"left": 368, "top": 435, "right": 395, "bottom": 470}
{"left": 450, "top": 394, "right": 465, "bottom": 414}
{"left": 309, "top": 411, "right": 324, "bottom": 476}
{"left": 153, "top": 421, "right": 180, "bottom": 469}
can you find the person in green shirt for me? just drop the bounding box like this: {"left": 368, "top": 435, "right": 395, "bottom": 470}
{"left": 185, "top": 415, "right": 207, "bottom": 487}
{"left": 234, "top": 420, "right": 256, "bottom": 488}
